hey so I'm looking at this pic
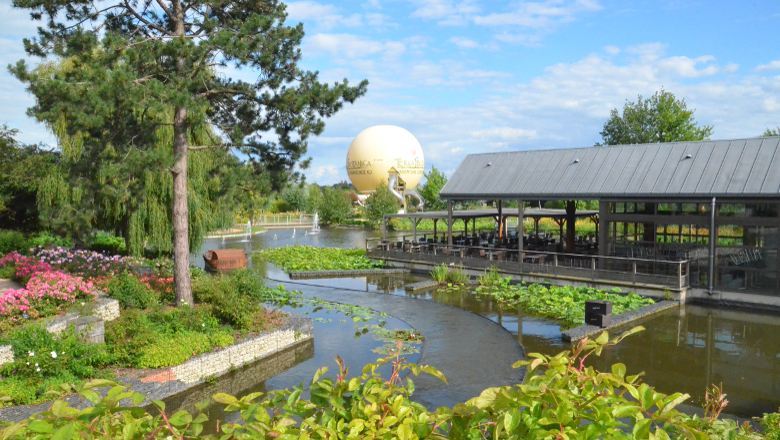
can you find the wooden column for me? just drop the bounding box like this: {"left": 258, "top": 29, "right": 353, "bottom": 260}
{"left": 598, "top": 202, "right": 608, "bottom": 257}
{"left": 497, "top": 200, "right": 503, "bottom": 240}
{"left": 518, "top": 200, "right": 524, "bottom": 272}
{"left": 433, "top": 219, "right": 438, "bottom": 240}
{"left": 413, "top": 218, "right": 418, "bottom": 242}
{"left": 566, "top": 200, "right": 576, "bottom": 253}
{"left": 447, "top": 201, "right": 453, "bottom": 247}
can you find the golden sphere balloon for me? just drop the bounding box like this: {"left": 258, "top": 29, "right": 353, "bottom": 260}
{"left": 346, "top": 125, "right": 425, "bottom": 194}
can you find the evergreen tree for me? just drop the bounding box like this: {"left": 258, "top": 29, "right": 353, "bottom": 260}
{"left": 364, "top": 184, "right": 400, "bottom": 227}
{"left": 10, "top": 0, "right": 368, "bottom": 305}
{"left": 419, "top": 166, "right": 448, "bottom": 211}
{"left": 599, "top": 89, "right": 713, "bottom": 145}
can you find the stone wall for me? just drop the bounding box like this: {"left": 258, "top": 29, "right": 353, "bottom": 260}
{"left": 0, "top": 345, "right": 13, "bottom": 365}
{"left": 93, "top": 298, "right": 120, "bottom": 322}
{"left": 170, "top": 313, "right": 313, "bottom": 384}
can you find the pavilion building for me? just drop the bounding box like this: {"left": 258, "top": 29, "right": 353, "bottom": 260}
{"left": 369, "top": 137, "right": 780, "bottom": 307}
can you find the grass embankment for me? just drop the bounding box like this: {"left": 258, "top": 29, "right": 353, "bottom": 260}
{"left": 256, "top": 245, "right": 384, "bottom": 272}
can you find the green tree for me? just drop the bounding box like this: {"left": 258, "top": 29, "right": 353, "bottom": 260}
{"left": 319, "top": 187, "right": 352, "bottom": 225}
{"left": 599, "top": 89, "right": 713, "bottom": 145}
{"left": 364, "top": 183, "right": 400, "bottom": 227}
{"left": 281, "top": 184, "right": 307, "bottom": 212}
{"left": 10, "top": 0, "right": 367, "bottom": 305}
{"left": 763, "top": 127, "right": 780, "bottom": 137}
{"left": 305, "top": 184, "right": 323, "bottom": 214}
{"left": 0, "top": 125, "right": 58, "bottom": 232}
{"left": 419, "top": 166, "right": 448, "bottom": 211}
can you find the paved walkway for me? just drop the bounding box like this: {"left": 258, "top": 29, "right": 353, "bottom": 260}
{"left": 275, "top": 280, "right": 526, "bottom": 409}
{"left": 0, "top": 279, "right": 22, "bottom": 294}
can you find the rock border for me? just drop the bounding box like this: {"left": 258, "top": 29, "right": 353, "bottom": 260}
{"left": 405, "top": 280, "right": 440, "bottom": 291}
{"left": 288, "top": 268, "right": 409, "bottom": 279}
{"left": 561, "top": 300, "right": 680, "bottom": 342}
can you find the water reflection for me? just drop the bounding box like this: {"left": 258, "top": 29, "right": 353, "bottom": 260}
{"left": 193, "top": 228, "right": 780, "bottom": 418}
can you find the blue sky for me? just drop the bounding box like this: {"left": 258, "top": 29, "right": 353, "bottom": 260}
{"left": 2, "top": 0, "right": 779, "bottom": 185}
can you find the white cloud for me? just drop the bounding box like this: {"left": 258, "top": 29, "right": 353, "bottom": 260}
{"left": 604, "top": 45, "right": 620, "bottom": 55}
{"left": 655, "top": 55, "right": 719, "bottom": 78}
{"left": 449, "top": 36, "right": 479, "bottom": 49}
{"left": 308, "top": 164, "right": 341, "bottom": 181}
{"left": 755, "top": 60, "right": 780, "bottom": 72}
{"left": 286, "top": 1, "right": 363, "bottom": 30}
{"left": 306, "top": 33, "right": 404, "bottom": 60}
{"left": 471, "top": 127, "right": 538, "bottom": 140}
{"left": 494, "top": 32, "right": 543, "bottom": 47}
{"left": 474, "top": 0, "right": 601, "bottom": 28}
{"left": 410, "top": 0, "right": 480, "bottom": 26}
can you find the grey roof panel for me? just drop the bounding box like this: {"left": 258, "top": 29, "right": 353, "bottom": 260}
{"left": 680, "top": 141, "right": 716, "bottom": 194}
{"left": 744, "top": 138, "right": 778, "bottom": 194}
{"left": 727, "top": 138, "right": 763, "bottom": 194}
{"left": 638, "top": 142, "right": 675, "bottom": 194}
{"left": 759, "top": 139, "right": 780, "bottom": 194}
{"left": 439, "top": 137, "right": 780, "bottom": 199}
{"left": 694, "top": 140, "right": 732, "bottom": 193}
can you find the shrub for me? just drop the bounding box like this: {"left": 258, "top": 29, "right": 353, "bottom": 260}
{"left": 135, "top": 331, "right": 233, "bottom": 369}
{"left": 0, "top": 230, "right": 29, "bottom": 255}
{"left": 0, "top": 323, "right": 113, "bottom": 405}
{"left": 26, "top": 232, "right": 72, "bottom": 249}
{"left": 105, "top": 306, "right": 234, "bottom": 368}
{"left": 193, "top": 274, "right": 262, "bottom": 331}
{"left": 104, "top": 273, "right": 160, "bottom": 309}
{"left": 86, "top": 231, "right": 127, "bottom": 255}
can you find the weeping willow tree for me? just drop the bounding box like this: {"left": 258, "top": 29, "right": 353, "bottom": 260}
{"left": 39, "top": 123, "right": 240, "bottom": 256}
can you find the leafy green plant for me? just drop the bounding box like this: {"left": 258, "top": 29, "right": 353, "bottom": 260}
{"left": 477, "top": 266, "right": 511, "bottom": 289}
{"left": 431, "top": 263, "right": 449, "bottom": 284}
{"left": 26, "top": 232, "right": 72, "bottom": 249}
{"left": 0, "top": 230, "right": 28, "bottom": 255}
{"left": 86, "top": 231, "right": 127, "bottom": 254}
{"left": 105, "top": 272, "right": 161, "bottom": 309}
{"left": 446, "top": 265, "right": 470, "bottom": 284}
{"left": 1, "top": 329, "right": 766, "bottom": 440}
{"left": 475, "top": 283, "right": 654, "bottom": 329}
{"left": 256, "top": 245, "right": 384, "bottom": 272}
{"left": 0, "top": 323, "right": 114, "bottom": 406}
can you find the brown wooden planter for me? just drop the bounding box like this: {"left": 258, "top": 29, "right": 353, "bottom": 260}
{"left": 203, "top": 249, "right": 248, "bottom": 272}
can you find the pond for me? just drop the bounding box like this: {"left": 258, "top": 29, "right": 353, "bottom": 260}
{"left": 186, "top": 227, "right": 780, "bottom": 420}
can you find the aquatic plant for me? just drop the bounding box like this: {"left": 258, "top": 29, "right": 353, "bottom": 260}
{"left": 256, "top": 245, "right": 385, "bottom": 272}
{"left": 475, "top": 282, "right": 654, "bottom": 329}
{"left": 431, "top": 263, "right": 470, "bottom": 285}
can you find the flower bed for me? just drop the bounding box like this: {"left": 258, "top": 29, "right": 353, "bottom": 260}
{"left": 0, "top": 272, "right": 98, "bottom": 323}
{"left": 32, "top": 247, "right": 131, "bottom": 278}
{"left": 0, "top": 252, "right": 53, "bottom": 284}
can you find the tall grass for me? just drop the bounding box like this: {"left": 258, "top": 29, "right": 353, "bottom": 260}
{"left": 431, "top": 264, "right": 470, "bottom": 285}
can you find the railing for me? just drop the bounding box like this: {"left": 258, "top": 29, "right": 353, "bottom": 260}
{"left": 252, "top": 213, "right": 315, "bottom": 227}
{"left": 366, "top": 238, "right": 690, "bottom": 290}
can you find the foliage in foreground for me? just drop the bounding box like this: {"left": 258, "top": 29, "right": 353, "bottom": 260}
{"left": 474, "top": 268, "right": 655, "bottom": 329}
{"left": 257, "top": 245, "right": 384, "bottom": 272}
{"left": 1, "top": 328, "right": 773, "bottom": 440}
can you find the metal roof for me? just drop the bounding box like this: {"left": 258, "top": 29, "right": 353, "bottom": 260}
{"left": 439, "top": 137, "right": 780, "bottom": 200}
{"left": 386, "top": 208, "right": 598, "bottom": 221}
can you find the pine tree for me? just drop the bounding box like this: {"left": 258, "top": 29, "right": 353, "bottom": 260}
{"left": 10, "top": 0, "right": 367, "bottom": 306}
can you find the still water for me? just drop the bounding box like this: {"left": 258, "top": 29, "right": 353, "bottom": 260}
{"left": 185, "top": 227, "right": 780, "bottom": 419}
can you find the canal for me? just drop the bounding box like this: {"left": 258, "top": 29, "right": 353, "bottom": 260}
{"left": 184, "top": 227, "right": 780, "bottom": 420}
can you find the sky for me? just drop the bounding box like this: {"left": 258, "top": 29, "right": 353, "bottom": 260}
{"left": 1, "top": 0, "right": 779, "bottom": 186}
